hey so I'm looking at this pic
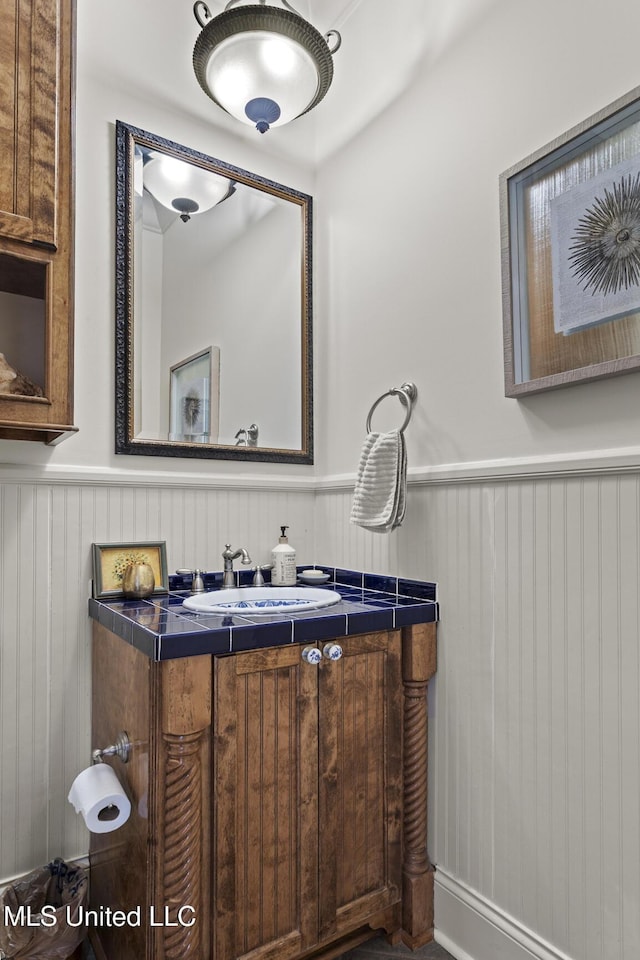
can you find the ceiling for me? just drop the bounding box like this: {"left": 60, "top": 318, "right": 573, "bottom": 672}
{"left": 79, "top": 0, "right": 498, "bottom": 168}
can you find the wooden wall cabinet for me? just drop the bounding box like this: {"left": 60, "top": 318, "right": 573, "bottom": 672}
{"left": 90, "top": 623, "right": 437, "bottom": 960}
{"left": 0, "top": 0, "right": 77, "bottom": 443}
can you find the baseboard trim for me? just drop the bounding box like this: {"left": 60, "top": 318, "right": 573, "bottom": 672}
{"left": 435, "top": 869, "right": 575, "bottom": 960}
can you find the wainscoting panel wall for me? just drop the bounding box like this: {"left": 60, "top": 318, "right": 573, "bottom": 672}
{"left": 3, "top": 468, "right": 639, "bottom": 960}
{"left": 315, "top": 473, "right": 640, "bottom": 960}
{"left": 0, "top": 476, "right": 315, "bottom": 885}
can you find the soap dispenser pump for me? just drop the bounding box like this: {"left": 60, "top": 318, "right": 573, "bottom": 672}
{"left": 271, "top": 525, "right": 297, "bottom": 586}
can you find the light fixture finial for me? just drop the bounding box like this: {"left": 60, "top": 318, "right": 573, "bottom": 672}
{"left": 245, "top": 97, "right": 281, "bottom": 134}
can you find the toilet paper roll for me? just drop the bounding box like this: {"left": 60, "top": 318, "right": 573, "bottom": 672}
{"left": 68, "top": 763, "right": 131, "bottom": 833}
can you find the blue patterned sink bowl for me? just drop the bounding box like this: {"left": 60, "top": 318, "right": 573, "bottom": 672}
{"left": 182, "top": 586, "right": 342, "bottom": 616}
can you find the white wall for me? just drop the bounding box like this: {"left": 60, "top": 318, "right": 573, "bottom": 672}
{"left": 161, "top": 200, "right": 302, "bottom": 448}
{"left": 316, "top": 471, "right": 640, "bottom": 960}
{"left": 3, "top": 3, "right": 640, "bottom": 960}
{"left": 0, "top": 476, "right": 316, "bottom": 884}
{"left": 311, "top": 1, "right": 640, "bottom": 959}
{"left": 0, "top": 8, "right": 315, "bottom": 477}
{"left": 314, "top": 0, "right": 640, "bottom": 478}
{"left": 0, "top": 0, "right": 319, "bottom": 886}
{"left": 137, "top": 207, "right": 164, "bottom": 437}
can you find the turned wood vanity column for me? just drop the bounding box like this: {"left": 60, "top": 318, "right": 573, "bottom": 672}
{"left": 153, "top": 655, "right": 212, "bottom": 960}
{"left": 401, "top": 621, "right": 437, "bottom": 948}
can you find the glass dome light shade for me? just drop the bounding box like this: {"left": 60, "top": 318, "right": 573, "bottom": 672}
{"left": 143, "top": 155, "right": 232, "bottom": 216}
{"left": 193, "top": 5, "right": 334, "bottom": 132}
{"left": 205, "top": 32, "right": 320, "bottom": 129}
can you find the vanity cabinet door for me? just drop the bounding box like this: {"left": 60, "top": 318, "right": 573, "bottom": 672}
{"left": 213, "top": 647, "right": 320, "bottom": 960}
{"left": 317, "top": 631, "right": 403, "bottom": 943}
{"left": 213, "top": 633, "right": 403, "bottom": 960}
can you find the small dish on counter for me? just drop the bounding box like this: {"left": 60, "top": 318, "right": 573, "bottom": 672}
{"left": 298, "top": 569, "right": 331, "bottom": 585}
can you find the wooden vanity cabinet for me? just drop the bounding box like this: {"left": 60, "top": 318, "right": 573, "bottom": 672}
{"left": 90, "top": 623, "right": 436, "bottom": 960}
{"left": 0, "top": 0, "right": 76, "bottom": 442}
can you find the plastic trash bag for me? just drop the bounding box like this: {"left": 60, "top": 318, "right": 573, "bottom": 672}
{"left": 0, "top": 858, "right": 87, "bottom": 959}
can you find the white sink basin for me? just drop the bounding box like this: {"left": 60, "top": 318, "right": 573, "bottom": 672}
{"left": 182, "top": 586, "right": 342, "bottom": 616}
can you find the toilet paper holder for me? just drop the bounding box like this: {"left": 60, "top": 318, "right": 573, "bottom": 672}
{"left": 92, "top": 731, "right": 130, "bottom": 765}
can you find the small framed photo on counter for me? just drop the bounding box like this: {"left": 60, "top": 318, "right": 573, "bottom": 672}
{"left": 92, "top": 541, "right": 169, "bottom": 599}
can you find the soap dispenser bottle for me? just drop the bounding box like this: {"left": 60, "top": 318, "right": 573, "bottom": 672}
{"left": 271, "top": 526, "right": 297, "bottom": 586}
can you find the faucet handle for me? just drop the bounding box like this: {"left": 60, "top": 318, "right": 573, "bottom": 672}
{"left": 251, "top": 564, "right": 273, "bottom": 586}
{"left": 175, "top": 568, "right": 205, "bottom": 594}
{"left": 192, "top": 569, "right": 205, "bottom": 593}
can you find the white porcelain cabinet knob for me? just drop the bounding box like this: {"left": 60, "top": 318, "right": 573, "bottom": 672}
{"left": 302, "top": 645, "right": 322, "bottom": 665}
{"left": 322, "top": 642, "right": 343, "bottom": 661}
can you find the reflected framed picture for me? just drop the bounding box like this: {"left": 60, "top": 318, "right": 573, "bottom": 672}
{"left": 169, "top": 346, "right": 220, "bottom": 442}
{"left": 500, "top": 85, "right": 640, "bottom": 396}
{"left": 92, "top": 541, "right": 169, "bottom": 599}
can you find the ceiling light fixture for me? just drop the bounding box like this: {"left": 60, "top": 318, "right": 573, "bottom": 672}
{"left": 192, "top": 0, "right": 342, "bottom": 134}
{"left": 143, "top": 153, "right": 235, "bottom": 222}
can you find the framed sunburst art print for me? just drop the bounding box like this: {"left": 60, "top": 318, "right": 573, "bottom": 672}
{"left": 169, "top": 346, "right": 220, "bottom": 442}
{"left": 500, "top": 85, "right": 640, "bottom": 396}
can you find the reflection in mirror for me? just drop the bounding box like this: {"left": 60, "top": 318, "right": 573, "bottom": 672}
{"left": 115, "top": 121, "right": 313, "bottom": 463}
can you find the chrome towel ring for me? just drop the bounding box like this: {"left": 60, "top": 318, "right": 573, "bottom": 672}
{"left": 365, "top": 382, "right": 417, "bottom": 434}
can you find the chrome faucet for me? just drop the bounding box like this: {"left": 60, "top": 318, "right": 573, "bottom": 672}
{"left": 222, "top": 544, "right": 252, "bottom": 587}
{"left": 234, "top": 423, "right": 259, "bottom": 447}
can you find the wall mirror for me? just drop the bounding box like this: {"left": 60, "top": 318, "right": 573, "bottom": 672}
{"left": 115, "top": 121, "right": 313, "bottom": 463}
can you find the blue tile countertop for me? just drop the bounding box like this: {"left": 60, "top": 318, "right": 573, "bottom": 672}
{"left": 88, "top": 566, "right": 438, "bottom": 661}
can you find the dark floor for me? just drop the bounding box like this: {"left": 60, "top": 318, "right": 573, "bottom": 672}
{"left": 85, "top": 933, "right": 455, "bottom": 960}
{"left": 344, "top": 934, "right": 454, "bottom": 960}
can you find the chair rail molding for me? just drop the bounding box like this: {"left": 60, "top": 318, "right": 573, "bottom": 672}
{"left": 4, "top": 442, "right": 640, "bottom": 491}
{"left": 315, "top": 443, "right": 640, "bottom": 489}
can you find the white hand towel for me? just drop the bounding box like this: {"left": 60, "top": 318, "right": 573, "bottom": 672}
{"left": 350, "top": 430, "right": 407, "bottom": 532}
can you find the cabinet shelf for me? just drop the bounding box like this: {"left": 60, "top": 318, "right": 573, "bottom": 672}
{"left": 0, "top": 419, "right": 78, "bottom": 444}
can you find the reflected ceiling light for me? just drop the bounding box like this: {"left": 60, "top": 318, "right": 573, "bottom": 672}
{"left": 143, "top": 153, "right": 235, "bottom": 222}
{"left": 192, "top": 0, "right": 342, "bottom": 134}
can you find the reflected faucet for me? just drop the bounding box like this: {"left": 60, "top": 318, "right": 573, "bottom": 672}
{"left": 234, "top": 423, "right": 259, "bottom": 447}
{"left": 222, "top": 544, "right": 253, "bottom": 587}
